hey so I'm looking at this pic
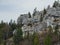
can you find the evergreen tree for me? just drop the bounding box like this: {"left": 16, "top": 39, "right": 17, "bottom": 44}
{"left": 33, "top": 8, "right": 37, "bottom": 16}
{"left": 44, "top": 26, "right": 52, "bottom": 45}
{"left": 13, "top": 27, "right": 23, "bottom": 45}
{"left": 0, "top": 21, "right": 6, "bottom": 45}
{"left": 28, "top": 12, "right": 31, "bottom": 18}
{"left": 43, "top": 8, "right": 47, "bottom": 15}
{"left": 9, "top": 20, "right": 17, "bottom": 38}
{"left": 53, "top": 2, "right": 56, "bottom": 7}
{"left": 40, "top": 14, "right": 43, "bottom": 22}
{"left": 32, "top": 32, "right": 40, "bottom": 45}
{"left": 0, "top": 21, "right": 11, "bottom": 45}
{"left": 44, "top": 35, "right": 52, "bottom": 45}
{"left": 9, "top": 19, "right": 17, "bottom": 30}
{"left": 54, "top": 24, "right": 59, "bottom": 35}
{"left": 0, "top": 27, "right": 3, "bottom": 44}
{"left": 53, "top": 1, "right": 59, "bottom": 8}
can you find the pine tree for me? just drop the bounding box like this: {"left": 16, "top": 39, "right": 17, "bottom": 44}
{"left": 53, "top": 3, "right": 56, "bottom": 7}
{"left": 54, "top": 25, "right": 59, "bottom": 35}
{"left": 33, "top": 8, "right": 37, "bottom": 16}
{"left": 13, "top": 28, "right": 23, "bottom": 45}
{"left": 43, "top": 8, "right": 47, "bottom": 15}
{"left": 44, "top": 26, "right": 53, "bottom": 45}
{"left": 32, "top": 32, "right": 40, "bottom": 45}
{"left": 9, "top": 20, "right": 17, "bottom": 30}
{"left": 28, "top": 12, "right": 31, "bottom": 18}
{"left": 53, "top": 1, "right": 59, "bottom": 8}
{"left": 0, "top": 28, "right": 3, "bottom": 44}
{"left": 44, "top": 35, "right": 52, "bottom": 45}
{"left": 40, "top": 14, "right": 43, "bottom": 22}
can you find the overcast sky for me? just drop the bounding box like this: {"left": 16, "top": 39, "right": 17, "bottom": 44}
{"left": 0, "top": 0, "right": 58, "bottom": 22}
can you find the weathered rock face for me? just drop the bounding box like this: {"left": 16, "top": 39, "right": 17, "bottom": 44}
{"left": 17, "top": 14, "right": 29, "bottom": 25}
{"left": 17, "top": 1, "right": 60, "bottom": 37}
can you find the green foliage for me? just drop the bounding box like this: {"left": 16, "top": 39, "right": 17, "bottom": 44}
{"left": 32, "top": 32, "right": 39, "bottom": 45}
{"left": 0, "top": 21, "right": 5, "bottom": 44}
{"left": 33, "top": 8, "right": 37, "bottom": 16}
{"left": 44, "top": 35, "right": 52, "bottom": 45}
{"left": 13, "top": 28, "right": 23, "bottom": 45}
{"left": 53, "top": 1, "right": 59, "bottom": 8}
{"left": 9, "top": 20, "right": 17, "bottom": 37}
{"left": 43, "top": 8, "right": 47, "bottom": 15}
{"left": 44, "top": 26, "right": 52, "bottom": 45}
{"left": 53, "top": 2, "right": 56, "bottom": 7}
{"left": 28, "top": 12, "right": 31, "bottom": 18}
{"left": 9, "top": 20, "right": 17, "bottom": 30}
{"left": 40, "top": 14, "right": 43, "bottom": 22}
{"left": 0, "top": 28, "right": 3, "bottom": 44}
{"left": 54, "top": 25, "right": 59, "bottom": 35}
